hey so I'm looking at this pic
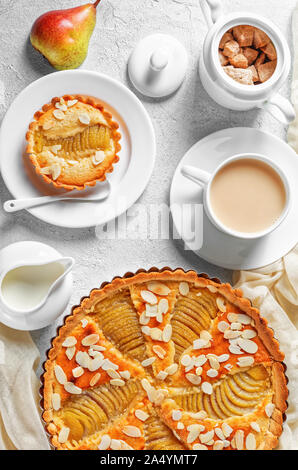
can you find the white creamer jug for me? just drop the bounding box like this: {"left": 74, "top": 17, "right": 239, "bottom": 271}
{"left": 199, "top": 0, "right": 295, "bottom": 124}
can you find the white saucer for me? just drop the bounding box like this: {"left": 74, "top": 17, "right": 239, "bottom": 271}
{"left": 0, "top": 241, "right": 73, "bottom": 331}
{"left": 0, "top": 70, "right": 156, "bottom": 228}
{"left": 170, "top": 127, "right": 298, "bottom": 270}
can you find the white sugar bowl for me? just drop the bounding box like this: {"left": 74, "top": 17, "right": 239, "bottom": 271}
{"left": 199, "top": 0, "right": 295, "bottom": 124}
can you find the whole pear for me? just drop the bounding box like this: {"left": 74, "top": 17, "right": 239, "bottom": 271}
{"left": 30, "top": 0, "right": 102, "bottom": 70}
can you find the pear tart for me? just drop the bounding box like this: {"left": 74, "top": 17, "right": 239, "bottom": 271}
{"left": 42, "top": 269, "right": 288, "bottom": 450}
{"left": 26, "top": 95, "right": 121, "bottom": 190}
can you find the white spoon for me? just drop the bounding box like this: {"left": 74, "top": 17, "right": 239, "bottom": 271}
{"left": 3, "top": 181, "right": 111, "bottom": 213}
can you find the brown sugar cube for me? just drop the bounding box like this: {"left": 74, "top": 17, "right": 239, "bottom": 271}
{"left": 248, "top": 65, "right": 259, "bottom": 82}
{"left": 257, "top": 60, "right": 277, "bottom": 82}
{"left": 233, "top": 25, "right": 254, "bottom": 47}
{"left": 219, "top": 32, "right": 234, "bottom": 49}
{"left": 230, "top": 53, "right": 248, "bottom": 69}
{"left": 243, "top": 47, "right": 259, "bottom": 66}
{"left": 260, "top": 41, "right": 277, "bottom": 61}
{"left": 255, "top": 52, "right": 266, "bottom": 68}
{"left": 219, "top": 51, "right": 229, "bottom": 66}
{"left": 253, "top": 27, "right": 271, "bottom": 49}
{"left": 223, "top": 40, "right": 241, "bottom": 58}
{"left": 223, "top": 66, "right": 254, "bottom": 85}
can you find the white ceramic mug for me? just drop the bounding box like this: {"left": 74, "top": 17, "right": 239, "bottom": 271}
{"left": 199, "top": 0, "right": 295, "bottom": 124}
{"left": 181, "top": 153, "right": 291, "bottom": 240}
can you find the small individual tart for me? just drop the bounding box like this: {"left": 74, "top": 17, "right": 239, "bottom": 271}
{"left": 26, "top": 95, "right": 121, "bottom": 190}
{"left": 41, "top": 268, "right": 288, "bottom": 450}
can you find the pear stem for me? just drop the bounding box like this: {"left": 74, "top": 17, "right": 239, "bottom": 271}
{"left": 94, "top": 0, "right": 101, "bottom": 7}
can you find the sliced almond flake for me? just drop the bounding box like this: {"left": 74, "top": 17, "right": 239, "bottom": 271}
{"left": 72, "top": 366, "right": 84, "bottom": 378}
{"left": 187, "top": 424, "right": 203, "bottom": 443}
{"left": 181, "top": 354, "right": 192, "bottom": 367}
{"left": 224, "top": 363, "right": 233, "bottom": 371}
{"left": 78, "top": 113, "right": 90, "bottom": 125}
{"left": 200, "top": 430, "right": 214, "bottom": 444}
{"left": 135, "top": 409, "right": 149, "bottom": 422}
{"left": 66, "top": 346, "right": 76, "bottom": 361}
{"left": 51, "top": 144, "right": 62, "bottom": 154}
{"left": 165, "top": 363, "right": 178, "bottom": 375}
{"left": 185, "top": 364, "right": 194, "bottom": 373}
{"left": 81, "top": 319, "right": 88, "bottom": 328}
{"left": 58, "top": 427, "right": 70, "bottom": 444}
{"left": 265, "top": 403, "right": 275, "bottom": 418}
{"left": 218, "top": 353, "right": 230, "bottom": 363}
{"left": 177, "top": 422, "right": 184, "bottom": 430}
{"left": 237, "top": 356, "right": 254, "bottom": 367}
{"left": 43, "top": 122, "right": 53, "bottom": 130}
{"left": 90, "top": 344, "right": 106, "bottom": 351}
{"left": 88, "top": 349, "right": 103, "bottom": 358}
{"left": 228, "top": 313, "right": 251, "bottom": 325}
{"left": 206, "top": 284, "right": 217, "bottom": 293}
{"left": 147, "top": 281, "right": 170, "bottom": 296}
{"left": 54, "top": 365, "right": 67, "bottom": 385}
{"left": 89, "top": 372, "right": 101, "bottom": 387}
{"left": 119, "top": 370, "right": 130, "bottom": 380}
{"left": 110, "top": 439, "right": 121, "bottom": 450}
{"left": 227, "top": 313, "right": 238, "bottom": 323}
{"left": 76, "top": 350, "right": 90, "bottom": 368}
{"left": 246, "top": 433, "right": 256, "bottom": 450}
{"left": 53, "top": 109, "right": 65, "bottom": 120}
{"left": 141, "top": 378, "right": 152, "bottom": 392}
{"left": 231, "top": 322, "right": 242, "bottom": 330}
{"left": 215, "top": 428, "right": 225, "bottom": 440}
{"left": 207, "top": 368, "right": 218, "bottom": 378}
{"left": 242, "top": 329, "right": 257, "bottom": 339}
{"left": 237, "top": 338, "right": 258, "bottom": 354}
{"left": 186, "top": 373, "right": 201, "bottom": 385}
{"left": 196, "top": 366, "right": 203, "bottom": 376}
{"left": 139, "top": 312, "right": 150, "bottom": 325}
{"left": 120, "top": 440, "right": 134, "bottom": 450}
{"left": 218, "top": 321, "right": 230, "bottom": 333}
{"left": 162, "top": 324, "right": 172, "bottom": 343}
{"left": 92, "top": 153, "right": 105, "bottom": 166}
{"left": 110, "top": 378, "right": 125, "bottom": 387}
{"left": 40, "top": 166, "right": 52, "bottom": 175}
{"left": 229, "top": 344, "right": 243, "bottom": 355}
{"left": 222, "top": 423, "right": 233, "bottom": 438}
{"left": 88, "top": 355, "right": 104, "bottom": 372}
{"left": 51, "top": 393, "right": 61, "bottom": 411}
{"left": 68, "top": 159, "right": 78, "bottom": 166}
{"left": 151, "top": 327, "right": 163, "bottom": 341}
{"left": 141, "top": 290, "right": 158, "bottom": 305}
{"left": 224, "top": 329, "right": 242, "bottom": 340}
{"left": 194, "top": 355, "right": 207, "bottom": 367}
{"left": 156, "top": 370, "right": 168, "bottom": 381}
{"left": 200, "top": 330, "right": 212, "bottom": 341}
{"left": 141, "top": 326, "right": 151, "bottom": 336}
{"left": 213, "top": 440, "right": 225, "bottom": 450}
{"left": 82, "top": 334, "right": 99, "bottom": 347}
{"left": 216, "top": 296, "right": 226, "bottom": 312}
{"left": 156, "top": 313, "right": 163, "bottom": 323}
{"left": 158, "top": 298, "right": 169, "bottom": 315}
{"left": 223, "top": 440, "right": 230, "bottom": 448}
{"left": 235, "top": 429, "right": 244, "bottom": 450}
{"left": 250, "top": 422, "right": 261, "bottom": 433}
{"left": 62, "top": 336, "right": 77, "bottom": 348}
{"left": 145, "top": 303, "right": 158, "bottom": 317}
{"left": 196, "top": 292, "right": 202, "bottom": 297}
{"left": 202, "top": 381, "right": 213, "bottom": 395}
{"left": 172, "top": 410, "right": 182, "bottom": 421}
{"left": 55, "top": 103, "right": 68, "bottom": 111}
{"left": 98, "top": 434, "right": 111, "bottom": 450}
{"left": 141, "top": 357, "right": 156, "bottom": 367}
{"left": 106, "top": 368, "right": 121, "bottom": 379}
{"left": 193, "top": 338, "right": 209, "bottom": 350}
{"left": 208, "top": 356, "right": 220, "bottom": 370}
{"left": 179, "top": 281, "right": 189, "bottom": 296}
{"left": 101, "top": 358, "right": 118, "bottom": 371}
{"left": 64, "top": 382, "right": 82, "bottom": 395}
{"left": 122, "top": 425, "right": 141, "bottom": 438}
{"left": 193, "top": 443, "right": 208, "bottom": 450}
{"left": 154, "top": 388, "right": 168, "bottom": 405}
{"left": 189, "top": 410, "right": 207, "bottom": 420}
{"left": 67, "top": 99, "right": 78, "bottom": 108}
{"left": 152, "top": 345, "right": 166, "bottom": 359}
{"left": 51, "top": 164, "right": 61, "bottom": 181}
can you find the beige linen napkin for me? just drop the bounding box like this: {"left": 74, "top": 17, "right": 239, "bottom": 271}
{"left": 233, "top": 245, "right": 298, "bottom": 450}
{"left": 0, "top": 324, "right": 49, "bottom": 450}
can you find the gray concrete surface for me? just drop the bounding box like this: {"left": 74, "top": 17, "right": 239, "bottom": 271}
{"left": 0, "top": 0, "right": 296, "bottom": 371}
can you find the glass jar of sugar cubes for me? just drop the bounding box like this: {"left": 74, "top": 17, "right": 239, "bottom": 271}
{"left": 199, "top": 0, "right": 295, "bottom": 124}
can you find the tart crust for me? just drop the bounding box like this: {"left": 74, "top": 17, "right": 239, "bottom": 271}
{"left": 41, "top": 268, "right": 288, "bottom": 450}
{"left": 26, "top": 95, "right": 121, "bottom": 191}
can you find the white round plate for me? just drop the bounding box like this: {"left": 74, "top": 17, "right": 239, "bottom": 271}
{"left": 170, "top": 127, "right": 298, "bottom": 270}
{"left": 0, "top": 70, "right": 156, "bottom": 228}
